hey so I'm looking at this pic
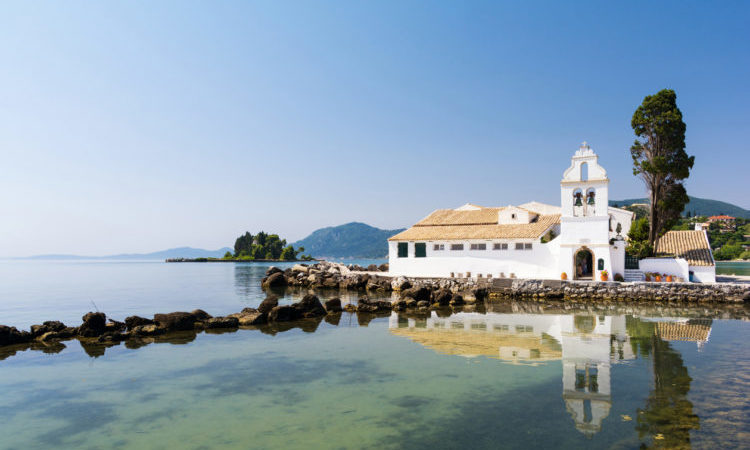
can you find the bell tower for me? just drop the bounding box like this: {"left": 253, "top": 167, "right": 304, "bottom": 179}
{"left": 558, "top": 143, "right": 614, "bottom": 281}
{"left": 560, "top": 142, "right": 609, "bottom": 217}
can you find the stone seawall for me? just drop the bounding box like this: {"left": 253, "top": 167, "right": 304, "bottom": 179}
{"left": 264, "top": 262, "right": 750, "bottom": 303}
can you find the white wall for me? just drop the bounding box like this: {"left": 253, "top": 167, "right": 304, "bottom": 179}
{"left": 691, "top": 265, "right": 716, "bottom": 283}
{"left": 388, "top": 238, "right": 561, "bottom": 279}
{"left": 638, "top": 258, "right": 690, "bottom": 281}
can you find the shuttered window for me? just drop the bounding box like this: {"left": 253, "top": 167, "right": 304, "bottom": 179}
{"left": 450, "top": 244, "right": 464, "bottom": 251}
{"left": 397, "top": 242, "right": 408, "bottom": 258}
{"left": 415, "top": 243, "right": 426, "bottom": 258}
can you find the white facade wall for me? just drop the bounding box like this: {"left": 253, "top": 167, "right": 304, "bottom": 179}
{"left": 388, "top": 238, "right": 561, "bottom": 279}
{"left": 638, "top": 258, "right": 691, "bottom": 281}
{"left": 690, "top": 265, "right": 716, "bottom": 283}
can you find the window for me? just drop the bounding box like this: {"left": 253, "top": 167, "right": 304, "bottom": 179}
{"left": 470, "top": 243, "right": 487, "bottom": 250}
{"left": 511, "top": 213, "right": 517, "bottom": 219}
{"left": 493, "top": 243, "right": 508, "bottom": 250}
{"left": 433, "top": 244, "right": 445, "bottom": 251}
{"left": 450, "top": 244, "right": 464, "bottom": 251}
{"left": 397, "top": 242, "right": 408, "bottom": 258}
{"left": 415, "top": 243, "right": 426, "bottom": 258}
{"left": 515, "top": 243, "right": 524, "bottom": 250}
{"left": 525, "top": 243, "right": 532, "bottom": 250}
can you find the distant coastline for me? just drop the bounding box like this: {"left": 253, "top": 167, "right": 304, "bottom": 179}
{"left": 166, "top": 258, "right": 320, "bottom": 263}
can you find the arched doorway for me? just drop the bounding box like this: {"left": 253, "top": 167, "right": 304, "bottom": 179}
{"left": 575, "top": 248, "right": 593, "bottom": 280}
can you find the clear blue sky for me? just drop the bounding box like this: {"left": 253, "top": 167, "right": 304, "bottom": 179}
{"left": 1, "top": 1, "right": 748, "bottom": 256}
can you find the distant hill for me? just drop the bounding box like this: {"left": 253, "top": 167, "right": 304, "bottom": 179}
{"left": 610, "top": 196, "right": 750, "bottom": 218}
{"left": 22, "top": 247, "right": 233, "bottom": 260}
{"left": 292, "top": 222, "right": 406, "bottom": 258}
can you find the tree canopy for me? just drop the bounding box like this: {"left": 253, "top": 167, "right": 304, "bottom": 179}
{"left": 232, "top": 231, "right": 304, "bottom": 260}
{"left": 631, "top": 89, "right": 695, "bottom": 251}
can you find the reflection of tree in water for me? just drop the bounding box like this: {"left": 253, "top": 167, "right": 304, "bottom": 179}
{"left": 626, "top": 317, "right": 699, "bottom": 449}
{"left": 233, "top": 265, "right": 266, "bottom": 299}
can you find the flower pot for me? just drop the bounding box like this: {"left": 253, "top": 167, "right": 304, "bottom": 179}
{"left": 600, "top": 274, "right": 609, "bottom": 282}
{"left": 666, "top": 275, "right": 673, "bottom": 282}
{"left": 645, "top": 275, "right": 651, "bottom": 282}
{"left": 561, "top": 272, "right": 568, "bottom": 280}
{"left": 655, "top": 276, "right": 662, "bottom": 282}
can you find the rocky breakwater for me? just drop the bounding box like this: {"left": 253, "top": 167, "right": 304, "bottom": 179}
{"left": 261, "top": 262, "right": 394, "bottom": 292}
{"left": 0, "top": 293, "right": 342, "bottom": 354}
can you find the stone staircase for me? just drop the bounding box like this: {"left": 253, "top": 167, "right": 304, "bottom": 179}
{"left": 624, "top": 269, "right": 645, "bottom": 282}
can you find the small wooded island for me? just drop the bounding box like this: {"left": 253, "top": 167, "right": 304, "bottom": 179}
{"left": 167, "top": 231, "right": 315, "bottom": 262}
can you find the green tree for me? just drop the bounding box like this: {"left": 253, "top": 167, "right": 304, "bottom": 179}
{"left": 223, "top": 251, "right": 233, "bottom": 259}
{"left": 280, "top": 245, "right": 298, "bottom": 260}
{"left": 631, "top": 89, "right": 695, "bottom": 250}
{"left": 626, "top": 217, "right": 653, "bottom": 258}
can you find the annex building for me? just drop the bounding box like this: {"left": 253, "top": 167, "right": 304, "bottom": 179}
{"left": 388, "top": 143, "right": 716, "bottom": 283}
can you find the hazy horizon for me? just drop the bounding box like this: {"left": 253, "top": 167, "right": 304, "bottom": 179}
{"left": 3, "top": 2, "right": 749, "bottom": 256}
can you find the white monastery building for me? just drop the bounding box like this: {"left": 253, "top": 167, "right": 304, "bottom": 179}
{"left": 388, "top": 143, "right": 716, "bottom": 282}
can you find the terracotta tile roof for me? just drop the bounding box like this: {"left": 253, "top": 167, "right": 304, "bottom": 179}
{"left": 389, "top": 214, "right": 560, "bottom": 241}
{"left": 654, "top": 230, "right": 714, "bottom": 266}
{"left": 414, "top": 208, "right": 504, "bottom": 226}
{"left": 708, "top": 215, "right": 735, "bottom": 220}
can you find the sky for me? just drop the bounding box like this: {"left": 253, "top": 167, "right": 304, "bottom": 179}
{"left": 1, "top": 1, "right": 749, "bottom": 256}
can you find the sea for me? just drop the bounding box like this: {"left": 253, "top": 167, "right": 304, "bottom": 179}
{"left": 0, "top": 259, "right": 748, "bottom": 449}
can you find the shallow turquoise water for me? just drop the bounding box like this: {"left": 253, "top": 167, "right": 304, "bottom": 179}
{"left": 0, "top": 261, "right": 748, "bottom": 449}
{"left": 717, "top": 261, "right": 750, "bottom": 276}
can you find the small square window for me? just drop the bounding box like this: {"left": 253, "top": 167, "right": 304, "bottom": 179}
{"left": 470, "top": 243, "right": 487, "bottom": 250}
{"left": 450, "top": 244, "right": 464, "bottom": 251}
{"left": 515, "top": 243, "right": 524, "bottom": 250}
{"left": 525, "top": 243, "right": 532, "bottom": 250}
{"left": 493, "top": 243, "right": 508, "bottom": 250}
{"left": 433, "top": 244, "right": 445, "bottom": 251}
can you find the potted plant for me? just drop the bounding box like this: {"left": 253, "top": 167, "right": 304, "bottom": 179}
{"left": 561, "top": 272, "right": 568, "bottom": 280}
{"left": 655, "top": 274, "right": 662, "bottom": 282}
{"left": 600, "top": 270, "right": 609, "bottom": 281}
{"left": 645, "top": 274, "right": 651, "bottom": 282}
{"left": 666, "top": 275, "right": 673, "bottom": 282}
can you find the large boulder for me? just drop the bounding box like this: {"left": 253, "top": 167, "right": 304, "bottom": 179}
{"left": 391, "top": 276, "right": 412, "bottom": 291}
{"left": 378, "top": 263, "right": 389, "bottom": 272}
{"left": 30, "top": 321, "right": 66, "bottom": 338}
{"left": 258, "top": 295, "right": 279, "bottom": 315}
{"left": 433, "top": 289, "right": 453, "bottom": 306}
{"left": 0, "top": 325, "right": 32, "bottom": 346}
{"left": 324, "top": 298, "right": 342, "bottom": 313}
{"left": 204, "top": 316, "right": 239, "bottom": 329}
{"left": 125, "top": 315, "right": 154, "bottom": 330}
{"left": 266, "top": 266, "right": 283, "bottom": 276}
{"left": 295, "top": 295, "right": 326, "bottom": 318}
{"left": 401, "top": 286, "right": 432, "bottom": 302}
{"left": 191, "top": 309, "right": 213, "bottom": 321}
{"left": 78, "top": 312, "right": 107, "bottom": 337}
{"left": 153, "top": 312, "right": 198, "bottom": 331}
{"left": 237, "top": 311, "right": 266, "bottom": 326}
{"left": 131, "top": 324, "right": 163, "bottom": 336}
{"left": 268, "top": 305, "right": 300, "bottom": 322}
{"left": 262, "top": 272, "right": 287, "bottom": 288}
{"left": 357, "top": 296, "right": 392, "bottom": 313}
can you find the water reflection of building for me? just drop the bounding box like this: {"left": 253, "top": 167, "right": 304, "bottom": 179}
{"left": 389, "top": 311, "right": 712, "bottom": 437}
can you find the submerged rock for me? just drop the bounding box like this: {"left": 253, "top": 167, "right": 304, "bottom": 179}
{"left": 324, "top": 298, "right": 342, "bottom": 313}
{"left": 258, "top": 295, "right": 279, "bottom": 315}
{"left": 125, "top": 316, "right": 153, "bottom": 330}
{"left": 204, "top": 316, "right": 239, "bottom": 329}
{"left": 30, "top": 321, "right": 66, "bottom": 338}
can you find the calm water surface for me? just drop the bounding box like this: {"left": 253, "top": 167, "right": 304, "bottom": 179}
{"left": 0, "top": 260, "right": 748, "bottom": 449}
{"left": 717, "top": 261, "right": 750, "bottom": 276}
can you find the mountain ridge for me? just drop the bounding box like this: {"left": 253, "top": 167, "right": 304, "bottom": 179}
{"left": 18, "top": 246, "right": 234, "bottom": 260}
{"left": 609, "top": 196, "right": 750, "bottom": 218}
{"left": 292, "top": 222, "right": 405, "bottom": 258}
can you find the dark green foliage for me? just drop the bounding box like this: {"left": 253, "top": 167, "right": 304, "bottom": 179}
{"left": 233, "top": 231, "right": 299, "bottom": 260}
{"left": 626, "top": 217, "right": 653, "bottom": 258}
{"left": 292, "top": 222, "right": 406, "bottom": 258}
{"left": 631, "top": 89, "right": 695, "bottom": 249}
{"left": 610, "top": 196, "right": 750, "bottom": 219}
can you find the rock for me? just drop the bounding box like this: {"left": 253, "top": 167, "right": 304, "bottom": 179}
{"left": 262, "top": 272, "right": 287, "bottom": 288}
{"left": 417, "top": 300, "right": 430, "bottom": 308}
{"left": 131, "top": 324, "right": 163, "bottom": 336}
{"left": 433, "top": 289, "right": 453, "bottom": 306}
{"left": 268, "top": 305, "right": 300, "bottom": 322}
{"left": 78, "top": 312, "right": 107, "bottom": 337}
{"left": 405, "top": 299, "right": 417, "bottom": 308}
{"left": 30, "top": 320, "right": 66, "bottom": 338}
{"left": 0, "top": 325, "right": 32, "bottom": 346}
{"left": 292, "top": 264, "right": 309, "bottom": 274}
{"left": 378, "top": 263, "right": 389, "bottom": 272}
{"left": 191, "top": 309, "right": 213, "bottom": 321}
{"left": 391, "top": 276, "right": 412, "bottom": 291}
{"left": 266, "top": 266, "right": 283, "bottom": 276}
{"left": 449, "top": 294, "right": 464, "bottom": 306}
{"left": 97, "top": 331, "right": 130, "bottom": 343}
{"left": 343, "top": 303, "right": 357, "bottom": 313}
{"left": 105, "top": 319, "right": 126, "bottom": 332}
{"left": 153, "top": 312, "right": 198, "bottom": 331}
{"left": 401, "top": 286, "right": 432, "bottom": 302}
{"left": 125, "top": 316, "right": 153, "bottom": 330}
{"left": 204, "top": 316, "right": 239, "bottom": 329}
{"left": 295, "top": 295, "right": 327, "bottom": 318}
{"left": 258, "top": 295, "right": 279, "bottom": 315}
{"left": 392, "top": 299, "right": 407, "bottom": 311}
{"left": 367, "top": 264, "right": 378, "bottom": 271}
{"left": 39, "top": 327, "right": 78, "bottom": 342}
{"left": 237, "top": 312, "right": 266, "bottom": 326}
{"left": 324, "top": 298, "right": 342, "bottom": 313}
